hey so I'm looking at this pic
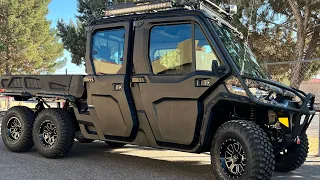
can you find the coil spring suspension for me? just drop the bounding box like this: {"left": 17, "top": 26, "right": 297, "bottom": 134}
{"left": 250, "top": 107, "right": 257, "bottom": 121}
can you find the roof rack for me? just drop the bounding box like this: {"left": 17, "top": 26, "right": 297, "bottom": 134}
{"left": 105, "top": 0, "right": 237, "bottom": 19}
{"left": 103, "top": 0, "right": 242, "bottom": 38}
{"left": 105, "top": 1, "right": 182, "bottom": 16}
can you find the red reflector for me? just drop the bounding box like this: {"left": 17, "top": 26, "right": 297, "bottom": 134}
{"left": 0, "top": 89, "right": 5, "bottom": 93}
{"left": 296, "top": 136, "right": 301, "bottom": 145}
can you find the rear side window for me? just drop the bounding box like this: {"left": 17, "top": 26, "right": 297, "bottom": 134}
{"left": 92, "top": 28, "right": 125, "bottom": 75}
{"left": 149, "top": 24, "right": 193, "bottom": 75}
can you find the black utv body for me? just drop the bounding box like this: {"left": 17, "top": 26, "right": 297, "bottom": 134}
{"left": 0, "top": 1, "right": 315, "bottom": 179}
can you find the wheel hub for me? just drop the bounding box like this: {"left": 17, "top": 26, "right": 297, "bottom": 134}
{"left": 7, "top": 117, "right": 22, "bottom": 141}
{"left": 220, "top": 139, "right": 246, "bottom": 178}
{"left": 39, "top": 120, "right": 57, "bottom": 146}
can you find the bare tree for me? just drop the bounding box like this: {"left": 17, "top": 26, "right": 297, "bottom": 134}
{"left": 288, "top": 0, "right": 320, "bottom": 88}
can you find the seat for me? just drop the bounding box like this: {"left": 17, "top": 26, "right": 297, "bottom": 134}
{"left": 99, "top": 46, "right": 111, "bottom": 62}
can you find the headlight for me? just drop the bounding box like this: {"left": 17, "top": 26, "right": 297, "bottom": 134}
{"left": 249, "top": 88, "right": 269, "bottom": 99}
{"left": 225, "top": 76, "right": 248, "bottom": 97}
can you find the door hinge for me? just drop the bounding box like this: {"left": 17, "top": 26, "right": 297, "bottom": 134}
{"left": 133, "top": 21, "right": 144, "bottom": 27}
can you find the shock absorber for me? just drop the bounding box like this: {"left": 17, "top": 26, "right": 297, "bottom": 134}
{"left": 250, "top": 107, "right": 257, "bottom": 121}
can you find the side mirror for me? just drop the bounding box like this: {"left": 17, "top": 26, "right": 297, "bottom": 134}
{"left": 212, "top": 60, "right": 227, "bottom": 75}
{"left": 212, "top": 60, "right": 219, "bottom": 74}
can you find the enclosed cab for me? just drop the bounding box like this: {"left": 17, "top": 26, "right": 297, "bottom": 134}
{"left": 0, "top": 1, "right": 315, "bottom": 180}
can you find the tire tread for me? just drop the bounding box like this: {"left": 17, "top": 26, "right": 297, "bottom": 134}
{"left": 33, "top": 109, "right": 75, "bottom": 158}
{"left": 1, "top": 106, "right": 35, "bottom": 152}
{"left": 211, "top": 120, "right": 275, "bottom": 180}
{"left": 275, "top": 133, "right": 308, "bottom": 172}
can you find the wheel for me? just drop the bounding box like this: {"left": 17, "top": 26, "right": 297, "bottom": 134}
{"left": 275, "top": 133, "right": 308, "bottom": 172}
{"left": 211, "top": 120, "right": 275, "bottom": 180}
{"left": 105, "top": 141, "right": 125, "bottom": 148}
{"left": 33, "top": 109, "right": 75, "bottom": 158}
{"left": 75, "top": 131, "right": 94, "bottom": 143}
{"left": 1, "top": 106, "right": 35, "bottom": 152}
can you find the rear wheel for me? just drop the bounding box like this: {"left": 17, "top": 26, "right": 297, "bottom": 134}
{"left": 33, "top": 109, "right": 75, "bottom": 158}
{"left": 105, "top": 141, "right": 125, "bottom": 148}
{"left": 275, "top": 133, "right": 308, "bottom": 172}
{"left": 1, "top": 106, "right": 35, "bottom": 152}
{"left": 211, "top": 120, "right": 275, "bottom": 180}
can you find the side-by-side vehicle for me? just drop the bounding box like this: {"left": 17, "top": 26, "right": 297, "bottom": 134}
{"left": 0, "top": 1, "right": 315, "bottom": 179}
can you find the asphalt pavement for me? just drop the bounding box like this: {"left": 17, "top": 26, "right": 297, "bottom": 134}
{"left": 0, "top": 114, "right": 319, "bottom": 180}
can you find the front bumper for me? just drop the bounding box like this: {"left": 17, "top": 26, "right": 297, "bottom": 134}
{"left": 239, "top": 76, "right": 316, "bottom": 152}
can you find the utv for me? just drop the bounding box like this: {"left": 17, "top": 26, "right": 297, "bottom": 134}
{"left": 0, "top": 0, "right": 315, "bottom": 179}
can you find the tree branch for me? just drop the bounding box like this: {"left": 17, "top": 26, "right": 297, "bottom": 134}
{"left": 305, "top": 19, "right": 320, "bottom": 59}
{"left": 288, "top": 0, "right": 303, "bottom": 31}
{"left": 303, "top": 1, "right": 311, "bottom": 30}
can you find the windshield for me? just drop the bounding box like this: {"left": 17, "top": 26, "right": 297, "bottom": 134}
{"left": 210, "top": 20, "right": 268, "bottom": 79}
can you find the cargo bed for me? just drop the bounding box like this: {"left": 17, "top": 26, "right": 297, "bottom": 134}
{"left": 0, "top": 75, "right": 85, "bottom": 99}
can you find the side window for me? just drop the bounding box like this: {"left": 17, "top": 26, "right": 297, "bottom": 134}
{"left": 149, "top": 24, "right": 192, "bottom": 75}
{"left": 195, "top": 24, "right": 220, "bottom": 71}
{"left": 92, "top": 28, "right": 125, "bottom": 75}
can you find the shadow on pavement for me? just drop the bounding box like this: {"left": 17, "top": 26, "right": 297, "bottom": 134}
{"left": 0, "top": 137, "right": 319, "bottom": 179}
{"left": 64, "top": 142, "right": 320, "bottom": 179}
{"left": 273, "top": 164, "right": 320, "bottom": 179}
{"left": 66, "top": 142, "right": 213, "bottom": 179}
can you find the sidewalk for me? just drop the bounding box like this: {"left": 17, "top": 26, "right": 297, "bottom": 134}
{"left": 307, "top": 114, "right": 319, "bottom": 156}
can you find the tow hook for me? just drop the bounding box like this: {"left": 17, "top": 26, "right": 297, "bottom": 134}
{"left": 295, "top": 136, "right": 301, "bottom": 145}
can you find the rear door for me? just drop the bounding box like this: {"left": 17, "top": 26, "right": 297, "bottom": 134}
{"left": 133, "top": 16, "right": 228, "bottom": 146}
{"left": 85, "top": 22, "right": 137, "bottom": 140}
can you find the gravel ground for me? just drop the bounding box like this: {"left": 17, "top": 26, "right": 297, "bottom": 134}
{"left": 0, "top": 112, "right": 319, "bottom": 180}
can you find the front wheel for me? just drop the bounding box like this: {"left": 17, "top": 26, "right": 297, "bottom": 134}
{"left": 275, "top": 133, "right": 308, "bottom": 172}
{"left": 211, "top": 120, "right": 275, "bottom": 180}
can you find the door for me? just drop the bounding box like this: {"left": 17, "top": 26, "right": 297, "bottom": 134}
{"left": 85, "top": 22, "right": 138, "bottom": 139}
{"left": 133, "top": 17, "right": 227, "bottom": 146}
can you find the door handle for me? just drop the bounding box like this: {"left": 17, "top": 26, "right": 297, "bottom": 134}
{"left": 131, "top": 77, "right": 146, "bottom": 83}
{"left": 112, "top": 83, "right": 123, "bottom": 91}
{"left": 84, "top": 76, "right": 95, "bottom": 82}
{"left": 195, "top": 79, "right": 211, "bottom": 87}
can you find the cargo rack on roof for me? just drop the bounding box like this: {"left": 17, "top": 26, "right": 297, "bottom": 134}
{"left": 104, "top": 0, "right": 237, "bottom": 20}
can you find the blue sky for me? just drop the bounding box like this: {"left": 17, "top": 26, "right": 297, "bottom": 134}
{"left": 47, "top": 0, "right": 86, "bottom": 74}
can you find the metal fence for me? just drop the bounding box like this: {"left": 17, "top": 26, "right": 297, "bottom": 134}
{"left": 264, "top": 58, "right": 320, "bottom": 156}
{"left": 263, "top": 58, "right": 320, "bottom": 88}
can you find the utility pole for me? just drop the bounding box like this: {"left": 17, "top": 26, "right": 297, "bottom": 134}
{"left": 66, "top": 68, "right": 67, "bottom": 75}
